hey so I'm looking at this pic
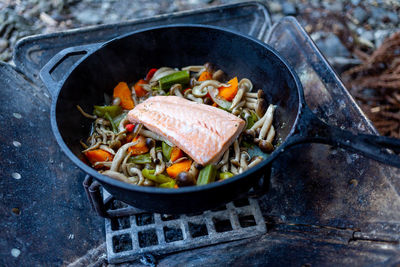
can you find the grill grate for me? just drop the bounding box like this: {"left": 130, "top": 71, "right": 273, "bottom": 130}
{"left": 104, "top": 190, "right": 266, "bottom": 264}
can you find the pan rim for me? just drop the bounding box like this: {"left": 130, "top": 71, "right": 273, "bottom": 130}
{"left": 50, "top": 23, "right": 305, "bottom": 195}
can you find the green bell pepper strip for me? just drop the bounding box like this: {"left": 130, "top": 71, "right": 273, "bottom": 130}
{"left": 93, "top": 105, "right": 122, "bottom": 118}
{"left": 219, "top": 172, "right": 234, "bottom": 180}
{"left": 142, "top": 169, "right": 174, "bottom": 184}
{"left": 196, "top": 164, "right": 217, "bottom": 185}
{"left": 162, "top": 142, "right": 172, "bottom": 161}
{"left": 159, "top": 181, "right": 176, "bottom": 188}
{"left": 246, "top": 111, "right": 259, "bottom": 129}
{"left": 112, "top": 112, "right": 126, "bottom": 127}
{"left": 105, "top": 112, "right": 118, "bottom": 133}
{"left": 128, "top": 153, "right": 152, "bottom": 164}
{"left": 159, "top": 70, "right": 190, "bottom": 91}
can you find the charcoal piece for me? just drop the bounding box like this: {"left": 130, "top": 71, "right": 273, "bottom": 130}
{"left": 163, "top": 226, "right": 184, "bottom": 243}
{"left": 112, "top": 234, "right": 132, "bottom": 253}
{"left": 111, "top": 216, "right": 130, "bottom": 230}
{"left": 136, "top": 213, "right": 154, "bottom": 226}
{"left": 188, "top": 222, "right": 208, "bottom": 238}
{"left": 239, "top": 215, "right": 256, "bottom": 228}
{"left": 213, "top": 217, "right": 233, "bottom": 233}
{"left": 138, "top": 229, "right": 158, "bottom": 248}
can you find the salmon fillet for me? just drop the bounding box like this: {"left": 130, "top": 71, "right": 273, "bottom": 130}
{"left": 127, "top": 96, "right": 245, "bottom": 165}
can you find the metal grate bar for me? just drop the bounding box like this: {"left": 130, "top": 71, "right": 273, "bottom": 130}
{"left": 104, "top": 190, "right": 266, "bottom": 264}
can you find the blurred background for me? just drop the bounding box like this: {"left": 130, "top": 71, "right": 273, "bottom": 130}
{"left": 1, "top": 0, "right": 400, "bottom": 137}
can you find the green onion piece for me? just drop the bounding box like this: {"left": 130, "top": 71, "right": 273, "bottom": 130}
{"left": 162, "top": 142, "right": 172, "bottom": 161}
{"left": 159, "top": 181, "right": 176, "bottom": 188}
{"left": 105, "top": 112, "right": 118, "bottom": 133}
{"left": 142, "top": 169, "right": 174, "bottom": 184}
{"left": 113, "top": 112, "right": 126, "bottom": 127}
{"left": 159, "top": 70, "right": 189, "bottom": 91}
{"left": 196, "top": 164, "right": 217, "bottom": 185}
{"left": 93, "top": 105, "right": 122, "bottom": 118}
{"left": 128, "top": 153, "right": 152, "bottom": 164}
{"left": 219, "top": 172, "right": 234, "bottom": 180}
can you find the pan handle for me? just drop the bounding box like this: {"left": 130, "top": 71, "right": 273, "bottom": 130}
{"left": 39, "top": 43, "right": 102, "bottom": 98}
{"left": 285, "top": 107, "right": 400, "bottom": 168}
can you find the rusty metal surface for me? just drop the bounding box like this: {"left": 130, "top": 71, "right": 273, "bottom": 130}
{"left": 0, "top": 3, "right": 399, "bottom": 266}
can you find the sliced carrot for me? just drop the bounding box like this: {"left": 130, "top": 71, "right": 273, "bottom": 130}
{"left": 134, "top": 79, "right": 148, "bottom": 98}
{"left": 173, "top": 184, "right": 179, "bottom": 189}
{"left": 128, "top": 135, "right": 149, "bottom": 155}
{"left": 212, "top": 102, "right": 218, "bottom": 107}
{"left": 198, "top": 71, "right": 213, "bottom": 81}
{"left": 166, "top": 159, "right": 192, "bottom": 178}
{"left": 84, "top": 149, "right": 114, "bottom": 169}
{"left": 170, "top": 147, "right": 183, "bottom": 162}
{"left": 113, "top": 82, "right": 134, "bottom": 110}
{"left": 218, "top": 77, "right": 238, "bottom": 101}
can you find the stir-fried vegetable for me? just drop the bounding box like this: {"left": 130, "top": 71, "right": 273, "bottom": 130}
{"left": 128, "top": 153, "right": 152, "bottom": 164}
{"left": 166, "top": 159, "right": 192, "bottom": 178}
{"left": 198, "top": 71, "right": 213, "bottom": 81}
{"left": 162, "top": 141, "right": 172, "bottom": 160}
{"left": 159, "top": 70, "right": 190, "bottom": 90}
{"left": 113, "top": 82, "right": 134, "bottom": 110}
{"left": 197, "top": 164, "right": 217, "bottom": 185}
{"left": 218, "top": 77, "right": 238, "bottom": 101}
{"left": 80, "top": 62, "right": 277, "bottom": 189}
{"left": 128, "top": 135, "right": 149, "bottom": 155}
{"left": 134, "top": 79, "right": 148, "bottom": 97}
{"left": 84, "top": 149, "right": 114, "bottom": 168}
{"left": 142, "top": 169, "right": 175, "bottom": 184}
{"left": 93, "top": 105, "right": 122, "bottom": 118}
{"left": 170, "top": 147, "right": 183, "bottom": 162}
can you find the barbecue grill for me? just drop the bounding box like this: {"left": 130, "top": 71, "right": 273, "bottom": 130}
{"left": 1, "top": 2, "right": 399, "bottom": 266}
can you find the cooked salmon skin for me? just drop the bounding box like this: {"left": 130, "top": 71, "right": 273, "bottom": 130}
{"left": 127, "top": 96, "right": 245, "bottom": 165}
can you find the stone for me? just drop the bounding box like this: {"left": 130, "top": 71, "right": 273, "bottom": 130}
{"left": 268, "top": 2, "right": 282, "bottom": 13}
{"left": 75, "top": 9, "right": 102, "bottom": 25}
{"left": 386, "top": 12, "right": 399, "bottom": 24}
{"left": 351, "top": 0, "right": 361, "bottom": 5}
{"left": 361, "top": 31, "right": 375, "bottom": 42}
{"left": 353, "top": 7, "right": 368, "bottom": 24}
{"left": 374, "top": 29, "right": 392, "bottom": 47}
{"left": 282, "top": 2, "right": 296, "bottom": 16}
{"left": 315, "top": 33, "right": 351, "bottom": 58}
{"left": 0, "top": 38, "right": 8, "bottom": 53}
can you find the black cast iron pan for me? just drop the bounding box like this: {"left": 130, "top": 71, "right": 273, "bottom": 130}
{"left": 40, "top": 25, "right": 400, "bottom": 214}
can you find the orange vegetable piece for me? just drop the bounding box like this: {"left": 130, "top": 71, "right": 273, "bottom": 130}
{"left": 170, "top": 147, "right": 183, "bottom": 162}
{"left": 198, "top": 71, "right": 213, "bottom": 81}
{"left": 113, "top": 82, "right": 134, "bottom": 110}
{"left": 134, "top": 79, "right": 148, "bottom": 98}
{"left": 128, "top": 135, "right": 149, "bottom": 155}
{"left": 84, "top": 149, "right": 114, "bottom": 169}
{"left": 218, "top": 77, "right": 238, "bottom": 101}
{"left": 166, "top": 160, "right": 192, "bottom": 178}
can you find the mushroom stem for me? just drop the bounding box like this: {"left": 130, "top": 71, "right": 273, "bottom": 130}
{"left": 218, "top": 149, "right": 230, "bottom": 168}
{"left": 170, "top": 84, "right": 183, "bottom": 97}
{"left": 129, "top": 167, "right": 144, "bottom": 185}
{"left": 230, "top": 88, "right": 245, "bottom": 110}
{"left": 259, "top": 104, "right": 275, "bottom": 140}
{"left": 245, "top": 97, "right": 257, "bottom": 103}
{"left": 248, "top": 156, "right": 264, "bottom": 168}
{"left": 239, "top": 151, "right": 250, "bottom": 173}
{"left": 150, "top": 146, "right": 156, "bottom": 162}
{"left": 230, "top": 140, "right": 240, "bottom": 167}
{"left": 102, "top": 170, "right": 133, "bottom": 184}
{"left": 155, "top": 151, "right": 165, "bottom": 175}
{"left": 230, "top": 164, "right": 239, "bottom": 175}
{"left": 231, "top": 100, "right": 246, "bottom": 116}
{"left": 266, "top": 125, "right": 276, "bottom": 143}
{"left": 186, "top": 94, "right": 203, "bottom": 103}
{"left": 110, "top": 141, "right": 138, "bottom": 172}
{"left": 188, "top": 162, "right": 199, "bottom": 179}
{"left": 139, "top": 129, "right": 173, "bottom": 146}
{"left": 244, "top": 89, "right": 265, "bottom": 99}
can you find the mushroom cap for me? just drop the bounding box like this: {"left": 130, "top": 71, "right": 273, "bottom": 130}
{"left": 255, "top": 98, "right": 267, "bottom": 118}
{"left": 212, "top": 69, "right": 226, "bottom": 81}
{"left": 258, "top": 140, "right": 274, "bottom": 153}
{"left": 257, "top": 89, "right": 265, "bottom": 99}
